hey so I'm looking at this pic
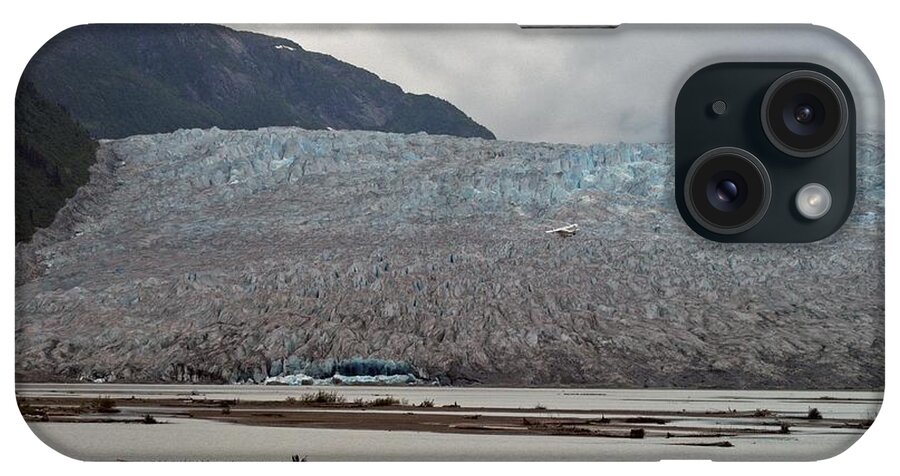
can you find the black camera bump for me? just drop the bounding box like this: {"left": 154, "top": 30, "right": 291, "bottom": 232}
{"left": 675, "top": 63, "right": 856, "bottom": 243}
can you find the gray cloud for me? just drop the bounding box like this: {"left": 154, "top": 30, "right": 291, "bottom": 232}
{"left": 231, "top": 24, "right": 883, "bottom": 145}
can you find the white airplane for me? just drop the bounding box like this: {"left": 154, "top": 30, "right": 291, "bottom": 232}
{"left": 545, "top": 223, "right": 579, "bottom": 237}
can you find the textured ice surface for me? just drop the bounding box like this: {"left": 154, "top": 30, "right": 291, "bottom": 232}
{"left": 14, "top": 128, "right": 885, "bottom": 388}
{"left": 263, "top": 373, "right": 417, "bottom": 386}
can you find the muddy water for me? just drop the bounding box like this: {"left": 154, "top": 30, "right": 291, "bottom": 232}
{"left": 18, "top": 384, "right": 881, "bottom": 461}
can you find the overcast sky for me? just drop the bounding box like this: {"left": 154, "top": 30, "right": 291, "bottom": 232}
{"left": 233, "top": 24, "right": 882, "bottom": 145}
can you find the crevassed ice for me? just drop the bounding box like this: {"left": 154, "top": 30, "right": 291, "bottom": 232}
{"left": 264, "top": 373, "right": 418, "bottom": 386}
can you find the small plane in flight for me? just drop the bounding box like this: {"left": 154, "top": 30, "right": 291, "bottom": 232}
{"left": 545, "top": 223, "right": 579, "bottom": 237}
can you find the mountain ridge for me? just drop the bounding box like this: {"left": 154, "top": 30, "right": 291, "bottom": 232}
{"left": 21, "top": 24, "right": 494, "bottom": 140}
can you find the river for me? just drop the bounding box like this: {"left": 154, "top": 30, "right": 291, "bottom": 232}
{"left": 17, "top": 383, "right": 881, "bottom": 461}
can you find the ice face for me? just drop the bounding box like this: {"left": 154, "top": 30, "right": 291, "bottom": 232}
{"left": 14, "top": 128, "right": 884, "bottom": 388}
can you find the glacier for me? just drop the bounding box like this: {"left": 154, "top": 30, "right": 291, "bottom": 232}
{"left": 264, "top": 373, "right": 418, "bottom": 386}
{"left": 14, "top": 127, "right": 884, "bottom": 388}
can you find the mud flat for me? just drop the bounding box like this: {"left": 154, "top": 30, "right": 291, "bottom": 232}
{"left": 17, "top": 384, "right": 880, "bottom": 461}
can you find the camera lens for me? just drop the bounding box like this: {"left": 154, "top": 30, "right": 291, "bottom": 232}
{"left": 761, "top": 70, "right": 848, "bottom": 158}
{"left": 708, "top": 174, "right": 747, "bottom": 212}
{"left": 716, "top": 180, "right": 739, "bottom": 203}
{"left": 684, "top": 147, "right": 771, "bottom": 235}
{"left": 793, "top": 104, "right": 815, "bottom": 124}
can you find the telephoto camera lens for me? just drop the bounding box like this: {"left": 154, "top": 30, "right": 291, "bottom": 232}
{"left": 793, "top": 104, "right": 815, "bottom": 124}
{"left": 761, "top": 70, "right": 849, "bottom": 158}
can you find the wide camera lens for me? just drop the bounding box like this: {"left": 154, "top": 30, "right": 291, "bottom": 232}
{"left": 761, "top": 70, "right": 848, "bottom": 158}
{"left": 684, "top": 147, "right": 771, "bottom": 235}
{"left": 708, "top": 174, "right": 746, "bottom": 212}
{"left": 716, "top": 180, "right": 738, "bottom": 203}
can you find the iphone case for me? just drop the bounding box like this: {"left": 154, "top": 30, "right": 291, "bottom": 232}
{"left": 14, "top": 24, "right": 884, "bottom": 461}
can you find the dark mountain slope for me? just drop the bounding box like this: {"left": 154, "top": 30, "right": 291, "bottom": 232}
{"left": 15, "top": 81, "right": 98, "bottom": 242}
{"left": 21, "top": 24, "right": 494, "bottom": 140}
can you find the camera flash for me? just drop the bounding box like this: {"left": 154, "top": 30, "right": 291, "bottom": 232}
{"left": 795, "top": 183, "right": 832, "bottom": 220}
